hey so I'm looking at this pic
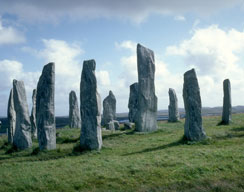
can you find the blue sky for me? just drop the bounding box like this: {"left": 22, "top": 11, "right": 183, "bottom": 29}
{"left": 1, "top": 0, "right": 244, "bottom": 116}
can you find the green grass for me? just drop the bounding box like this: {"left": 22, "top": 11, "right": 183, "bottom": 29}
{"left": 0, "top": 114, "right": 244, "bottom": 192}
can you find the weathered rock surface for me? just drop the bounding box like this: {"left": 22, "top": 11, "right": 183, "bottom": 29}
{"left": 102, "top": 91, "right": 116, "bottom": 126}
{"left": 135, "top": 44, "right": 158, "bottom": 132}
{"left": 69, "top": 91, "right": 81, "bottom": 128}
{"left": 128, "top": 82, "right": 138, "bottom": 123}
{"left": 124, "top": 122, "right": 133, "bottom": 130}
{"left": 168, "top": 88, "right": 180, "bottom": 122}
{"left": 30, "top": 89, "right": 37, "bottom": 138}
{"left": 183, "top": 69, "right": 206, "bottom": 141}
{"left": 36, "top": 63, "right": 56, "bottom": 150}
{"left": 7, "top": 88, "right": 16, "bottom": 144}
{"left": 13, "top": 80, "right": 32, "bottom": 149}
{"left": 113, "top": 120, "right": 120, "bottom": 130}
{"left": 106, "top": 121, "right": 115, "bottom": 131}
{"left": 80, "top": 60, "right": 102, "bottom": 150}
{"left": 221, "top": 79, "right": 232, "bottom": 124}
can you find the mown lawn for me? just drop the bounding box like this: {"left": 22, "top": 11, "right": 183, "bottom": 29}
{"left": 0, "top": 114, "right": 244, "bottom": 192}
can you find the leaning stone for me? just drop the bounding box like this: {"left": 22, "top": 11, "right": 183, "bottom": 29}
{"left": 124, "top": 122, "right": 133, "bottom": 130}
{"left": 128, "top": 82, "right": 138, "bottom": 123}
{"left": 221, "top": 79, "right": 232, "bottom": 124}
{"left": 69, "top": 90, "right": 81, "bottom": 128}
{"left": 102, "top": 91, "right": 116, "bottom": 126}
{"left": 80, "top": 59, "right": 102, "bottom": 150}
{"left": 135, "top": 44, "right": 158, "bottom": 132}
{"left": 183, "top": 68, "right": 206, "bottom": 141}
{"left": 36, "top": 63, "right": 56, "bottom": 150}
{"left": 30, "top": 89, "right": 37, "bottom": 138}
{"left": 106, "top": 121, "right": 115, "bottom": 131}
{"left": 7, "top": 88, "right": 16, "bottom": 144}
{"left": 168, "top": 88, "right": 180, "bottom": 122}
{"left": 12, "top": 80, "right": 32, "bottom": 150}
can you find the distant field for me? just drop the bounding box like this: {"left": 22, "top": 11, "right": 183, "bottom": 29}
{"left": 0, "top": 114, "right": 244, "bottom": 192}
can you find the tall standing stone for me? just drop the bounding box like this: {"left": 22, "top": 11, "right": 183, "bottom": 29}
{"left": 30, "top": 89, "right": 37, "bottom": 138}
{"left": 128, "top": 82, "right": 138, "bottom": 123}
{"left": 135, "top": 44, "right": 157, "bottom": 132}
{"left": 36, "top": 63, "right": 56, "bottom": 150}
{"left": 183, "top": 68, "right": 206, "bottom": 141}
{"left": 12, "top": 80, "right": 32, "bottom": 149}
{"left": 7, "top": 88, "right": 16, "bottom": 144}
{"left": 80, "top": 60, "right": 102, "bottom": 150}
{"left": 221, "top": 79, "right": 232, "bottom": 124}
{"left": 69, "top": 90, "right": 81, "bottom": 128}
{"left": 168, "top": 88, "right": 180, "bottom": 122}
{"left": 102, "top": 90, "right": 116, "bottom": 126}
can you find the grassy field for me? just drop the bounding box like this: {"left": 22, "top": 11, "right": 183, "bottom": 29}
{"left": 0, "top": 114, "right": 244, "bottom": 192}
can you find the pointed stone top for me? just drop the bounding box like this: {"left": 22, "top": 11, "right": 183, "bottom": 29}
{"left": 70, "top": 90, "right": 75, "bottom": 95}
{"left": 83, "top": 59, "right": 96, "bottom": 71}
{"left": 43, "top": 62, "right": 55, "bottom": 71}
{"left": 137, "top": 43, "right": 154, "bottom": 56}
{"left": 184, "top": 68, "right": 198, "bottom": 82}
{"left": 109, "top": 90, "right": 114, "bottom": 96}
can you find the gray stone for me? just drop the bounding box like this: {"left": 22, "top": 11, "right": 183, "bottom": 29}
{"left": 7, "top": 88, "right": 16, "bottom": 144}
{"left": 124, "top": 122, "right": 133, "bottom": 130}
{"left": 113, "top": 120, "right": 120, "bottom": 130}
{"left": 221, "top": 79, "right": 232, "bottom": 124}
{"left": 80, "top": 60, "right": 102, "bottom": 150}
{"left": 106, "top": 121, "right": 115, "bottom": 131}
{"left": 30, "top": 89, "right": 37, "bottom": 138}
{"left": 183, "top": 68, "right": 206, "bottom": 141}
{"left": 69, "top": 90, "right": 81, "bottom": 128}
{"left": 102, "top": 90, "right": 116, "bottom": 126}
{"left": 36, "top": 63, "right": 56, "bottom": 150}
{"left": 12, "top": 80, "right": 32, "bottom": 150}
{"left": 168, "top": 88, "right": 180, "bottom": 122}
{"left": 128, "top": 82, "right": 138, "bottom": 123}
{"left": 135, "top": 44, "right": 158, "bottom": 132}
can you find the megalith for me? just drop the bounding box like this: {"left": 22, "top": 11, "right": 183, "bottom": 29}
{"left": 30, "top": 89, "right": 37, "bottom": 138}
{"left": 69, "top": 90, "right": 81, "bottom": 128}
{"left": 12, "top": 80, "right": 32, "bottom": 149}
{"left": 128, "top": 82, "right": 138, "bottom": 123}
{"left": 168, "top": 88, "right": 180, "bottom": 122}
{"left": 183, "top": 68, "right": 206, "bottom": 141}
{"left": 7, "top": 88, "right": 16, "bottom": 144}
{"left": 221, "top": 79, "right": 232, "bottom": 125}
{"left": 135, "top": 43, "right": 158, "bottom": 132}
{"left": 80, "top": 59, "right": 102, "bottom": 150}
{"left": 102, "top": 90, "right": 116, "bottom": 126}
{"left": 36, "top": 63, "right": 56, "bottom": 150}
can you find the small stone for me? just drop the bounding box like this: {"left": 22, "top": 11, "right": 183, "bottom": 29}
{"left": 30, "top": 89, "right": 37, "bottom": 138}
{"left": 80, "top": 59, "right": 102, "bottom": 150}
{"left": 183, "top": 68, "right": 206, "bottom": 141}
{"left": 128, "top": 82, "right": 138, "bottom": 123}
{"left": 102, "top": 90, "right": 116, "bottom": 126}
{"left": 124, "top": 122, "right": 133, "bottom": 130}
{"left": 221, "top": 79, "right": 232, "bottom": 124}
{"left": 12, "top": 80, "right": 32, "bottom": 150}
{"left": 106, "top": 121, "right": 115, "bottom": 131}
{"left": 7, "top": 88, "right": 16, "bottom": 144}
{"left": 113, "top": 120, "right": 120, "bottom": 130}
{"left": 69, "top": 90, "right": 81, "bottom": 128}
{"left": 36, "top": 63, "right": 56, "bottom": 150}
{"left": 135, "top": 43, "right": 158, "bottom": 132}
{"left": 168, "top": 88, "right": 180, "bottom": 122}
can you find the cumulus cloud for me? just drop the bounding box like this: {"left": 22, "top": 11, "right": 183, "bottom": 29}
{"left": 166, "top": 25, "right": 244, "bottom": 107}
{"left": 0, "top": 0, "right": 242, "bottom": 23}
{"left": 0, "top": 18, "right": 25, "bottom": 45}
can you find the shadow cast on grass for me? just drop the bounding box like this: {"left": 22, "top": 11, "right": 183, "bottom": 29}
{"left": 231, "top": 126, "right": 244, "bottom": 132}
{"left": 102, "top": 129, "right": 136, "bottom": 140}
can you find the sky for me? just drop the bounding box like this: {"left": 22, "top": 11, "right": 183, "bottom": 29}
{"left": 1, "top": 0, "right": 244, "bottom": 116}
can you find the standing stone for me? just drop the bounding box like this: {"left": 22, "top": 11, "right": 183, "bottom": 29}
{"left": 80, "top": 60, "right": 102, "bottom": 150}
{"left": 102, "top": 90, "right": 116, "bottom": 127}
{"left": 30, "top": 89, "right": 37, "bottom": 138}
{"left": 12, "top": 80, "right": 32, "bottom": 149}
{"left": 106, "top": 121, "right": 115, "bottom": 131}
{"left": 69, "top": 91, "right": 81, "bottom": 128}
{"left": 7, "top": 88, "right": 16, "bottom": 144}
{"left": 36, "top": 63, "right": 56, "bottom": 150}
{"left": 135, "top": 44, "right": 158, "bottom": 132}
{"left": 168, "top": 88, "right": 180, "bottom": 122}
{"left": 221, "top": 79, "right": 232, "bottom": 125}
{"left": 183, "top": 69, "right": 206, "bottom": 141}
{"left": 128, "top": 82, "right": 138, "bottom": 123}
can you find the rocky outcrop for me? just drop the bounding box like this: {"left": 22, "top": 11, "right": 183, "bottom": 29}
{"left": 80, "top": 60, "right": 102, "bottom": 150}
{"left": 36, "top": 63, "right": 56, "bottom": 150}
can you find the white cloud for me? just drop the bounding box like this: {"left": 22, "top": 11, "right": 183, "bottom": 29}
{"left": 166, "top": 25, "right": 244, "bottom": 107}
{"left": 0, "top": 18, "right": 25, "bottom": 45}
{"left": 174, "top": 15, "right": 185, "bottom": 21}
{"left": 0, "top": 0, "right": 242, "bottom": 23}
